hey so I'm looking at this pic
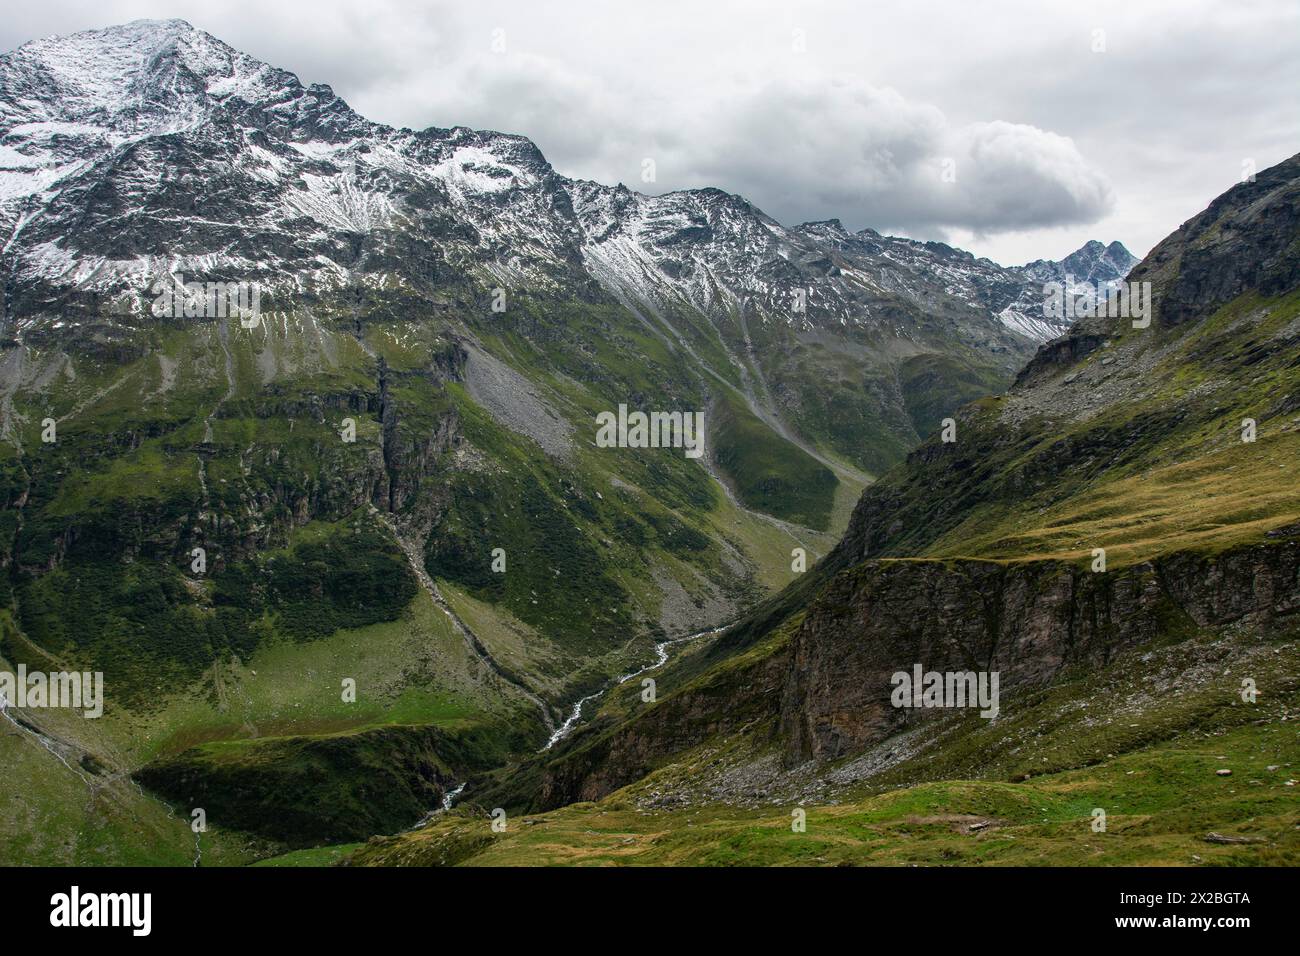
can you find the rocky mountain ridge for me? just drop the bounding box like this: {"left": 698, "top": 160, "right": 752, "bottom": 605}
{"left": 1, "top": 19, "right": 1124, "bottom": 352}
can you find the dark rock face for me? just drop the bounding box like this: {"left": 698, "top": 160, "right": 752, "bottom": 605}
{"left": 1014, "top": 332, "right": 1108, "bottom": 387}
{"left": 372, "top": 356, "right": 462, "bottom": 513}
{"left": 1011, "top": 154, "right": 1300, "bottom": 389}
{"left": 1138, "top": 156, "right": 1300, "bottom": 329}
{"left": 778, "top": 539, "right": 1300, "bottom": 764}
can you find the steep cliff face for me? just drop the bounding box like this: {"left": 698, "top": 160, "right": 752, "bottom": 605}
{"left": 779, "top": 537, "right": 1300, "bottom": 764}
{"left": 1134, "top": 157, "right": 1300, "bottom": 330}
{"left": 373, "top": 353, "right": 464, "bottom": 515}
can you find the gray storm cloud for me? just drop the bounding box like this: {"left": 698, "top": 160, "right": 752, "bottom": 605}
{"left": 374, "top": 56, "right": 1114, "bottom": 236}
{"left": 669, "top": 79, "right": 1116, "bottom": 234}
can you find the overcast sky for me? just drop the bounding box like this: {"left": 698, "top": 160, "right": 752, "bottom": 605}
{"left": 3, "top": 0, "right": 1297, "bottom": 265}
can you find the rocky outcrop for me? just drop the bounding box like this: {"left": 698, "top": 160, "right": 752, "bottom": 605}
{"left": 1014, "top": 332, "right": 1108, "bottom": 387}
{"left": 531, "top": 539, "right": 1300, "bottom": 804}
{"left": 1135, "top": 154, "right": 1300, "bottom": 329}
{"left": 779, "top": 538, "right": 1300, "bottom": 764}
{"left": 373, "top": 356, "right": 463, "bottom": 513}
{"left": 1014, "top": 154, "right": 1299, "bottom": 390}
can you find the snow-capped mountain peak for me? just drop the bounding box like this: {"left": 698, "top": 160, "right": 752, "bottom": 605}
{"left": 1, "top": 20, "right": 292, "bottom": 132}
{"left": 1, "top": 20, "right": 1125, "bottom": 351}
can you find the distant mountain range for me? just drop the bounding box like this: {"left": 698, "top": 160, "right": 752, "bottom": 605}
{"left": 0, "top": 20, "right": 1132, "bottom": 344}
{"left": 0, "top": 20, "right": 1131, "bottom": 421}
